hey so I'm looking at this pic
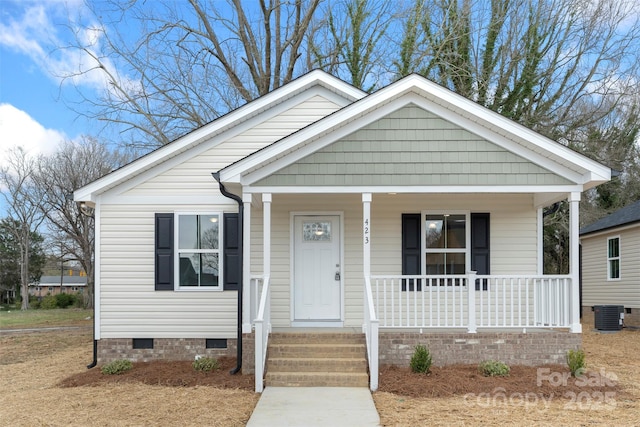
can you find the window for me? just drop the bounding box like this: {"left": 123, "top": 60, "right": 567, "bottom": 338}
{"left": 425, "top": 214, "right": 467, "bottom": 275}
{"left": 176, "top": 213, "right": 221, "bottom": 289}
{"left": 402, "top": 212, "right": 488, "bottom": 290}
{"left": 607, "top": 236, "right": 620, "bottom": 280}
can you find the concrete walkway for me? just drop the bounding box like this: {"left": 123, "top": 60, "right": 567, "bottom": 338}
{"left": 246, "top": 387, "right": 380, "bottom": 427}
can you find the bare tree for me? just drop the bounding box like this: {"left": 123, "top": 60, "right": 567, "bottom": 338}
{"left": 0, "top": 147, "right": 47, "bottom": 309}
{"left": 309, "top": 0, "right": 392, "bottom": 91}
{"left": 63, "top": 0, "right": 321, "bottom": 149}
{"left": 394, "top": 0, "right": 640, "bottom": 138}
{"left": 34, "top": 137, "right": 131, "bottom": 308}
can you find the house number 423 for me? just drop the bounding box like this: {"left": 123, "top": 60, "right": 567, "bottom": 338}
{"left": 364, "top": 218, "right": 370, "bottom": 245}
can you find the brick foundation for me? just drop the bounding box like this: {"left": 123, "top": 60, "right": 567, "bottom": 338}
{"left": 97, "top": 329, "right": 582, "bottom": 369}
{"left": 378, "top": 330, "right": 581, "bottom": 366}
{"left": 242, "top": 333, "right": 255, "bottom": 374}
{"left": 97, "top": 338, "right": 237, "bottom": 364}
{"left": 582, "top": 306, "right": 640, "bottom": 329}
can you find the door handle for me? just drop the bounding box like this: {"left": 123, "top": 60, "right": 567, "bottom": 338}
{"left": 335, "top": 271, "right": 341, "bottom": 281}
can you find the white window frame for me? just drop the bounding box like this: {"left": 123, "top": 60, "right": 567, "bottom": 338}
{"left": 421, "top": 211, "right": 471, "bottom": 277}
{"left": 607, "top": 235, "right": 621, "bottom": 281}
{"left": 174, "top": 212, "right": 224, "bottom": 291}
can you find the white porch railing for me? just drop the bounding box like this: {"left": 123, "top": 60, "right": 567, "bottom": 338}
{"left": 363, "top": 276, "right": 379, "bottom": 391}
{"left": 370, "top": 273, "right": 572, "bottom": 331}
{"left": 253, "top": 275, "right": 271, "bottom": 393}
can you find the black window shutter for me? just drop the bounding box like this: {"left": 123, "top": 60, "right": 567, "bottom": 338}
{"left": 155, "top": 213, "right": 174, "bottom": 291}
{"left": 402, "top": 213, "right": 421, "bottom": 291}
{"left": 223, "top": 213, "right": 240, "bottom": 291}
{"left": 471, "top": 213, "right": 490, "bottom": 290}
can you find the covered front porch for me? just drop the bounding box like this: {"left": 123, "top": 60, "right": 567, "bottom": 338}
{"left": 242, "top": 191, "right": 582, "bottom": 392}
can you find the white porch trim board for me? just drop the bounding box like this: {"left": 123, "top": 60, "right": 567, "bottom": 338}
{"left": 569, "top": 192, "right": 582, "bottom": 333}
{"left": 242, "top": 193, "right": 253, "bottom": 334}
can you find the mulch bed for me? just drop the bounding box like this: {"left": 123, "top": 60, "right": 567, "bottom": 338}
{"left": 59, "top": 356, "right": 621, "bottom": 401}
{"left": 377, "top": 364, "right": 621, "bottom": 399}
{"left": 58, "top": 357, "right": 255, "bottom": 390}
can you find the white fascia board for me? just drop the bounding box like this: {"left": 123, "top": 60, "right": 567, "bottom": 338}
{"left": 243, "top": 184, "right": 584, "bottom": 194}
{"left": 73, "top": 70, "right": 365, "bottom": 202}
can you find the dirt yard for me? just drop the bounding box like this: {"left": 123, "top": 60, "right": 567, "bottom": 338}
{"left": 1, "top": 324, "right": 638, "bottom": 426}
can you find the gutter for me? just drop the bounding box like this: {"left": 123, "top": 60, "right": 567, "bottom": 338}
{"left": 212, "top": 172, "right": 243, "bottom": 375}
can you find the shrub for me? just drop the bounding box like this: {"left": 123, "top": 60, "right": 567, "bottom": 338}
{"left": 101, "top": 359, "right": 133, "bottom": 375}
{"left": 40, "top": 295, "right": 58, "bottom": 309}
{"left": 73, "top": 292, "right": 85, "bottom": 308}
{"left": 193, "top": 357, "right": 220, "bottom": 372}
{"left": 566, "top": 349, "right": 586, "bottom": 377}
{"left": 479, "top": 360, "right": 510, "bottom": 377}
{"left": 55, "top": 293, "right": 74, "bottom": 308}
{"left": 29, "top": 296, "right": 41, "bottom": 309}
{"left": 410, "top": 344, "right": 432, "bottom": 374}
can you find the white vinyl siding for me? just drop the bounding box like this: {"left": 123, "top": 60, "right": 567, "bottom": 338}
{"left": 582, "top": 226, "right": 640, "bottom": 309}
{"left": 122, "top": 95, "right": 341, "bottom": 197}
{"left": 97, "top": 95, "right": 343, "bottom": 338}
{"left": 99, "top": 204, "right": 237, "bottom": 338}
{"left": 251, "top": 193, "right": 538, "bottom": 328}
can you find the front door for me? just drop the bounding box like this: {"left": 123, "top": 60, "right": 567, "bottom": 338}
{"left": 293, "top": 215, "right": 341, "bottom": 321}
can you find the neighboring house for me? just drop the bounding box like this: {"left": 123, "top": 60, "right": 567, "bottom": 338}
{"left": 74, "top": 70, "right": 611, "bottom": 392}
{"left": 29, "top": 276, "right": 87, "bottom": 297}
{"left": 580, "top": 200, "right": 640, "bottom": 328}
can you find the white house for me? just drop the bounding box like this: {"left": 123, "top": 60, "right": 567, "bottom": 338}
{"left": 581, "top": 199, "right": 640, "bottom": 329}
{"left": 75, "top": 70, "right": 611, "bottom": 392}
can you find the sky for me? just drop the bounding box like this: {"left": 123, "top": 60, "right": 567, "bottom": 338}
{"left": 0, "top": 0, "right": 123, "bottom": 215}
{"left": 0, "top": 0, "right": 96, "bottom": 161}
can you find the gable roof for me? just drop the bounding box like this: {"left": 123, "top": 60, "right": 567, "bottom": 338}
{"left": 219, "top": 73, "right": 611, "bottom": 192}
{"left": 74, "top": 70, "right": 366, "bottom": 203}
{"left": 580, "top": 200, "right": 640, "bottom": 236}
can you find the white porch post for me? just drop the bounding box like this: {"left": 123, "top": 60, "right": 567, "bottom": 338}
{"left": 362, "top": 193, "right": 371, "bottom": 277}
{"left": 263, "top": 194, "right": 272, "bottom": 280}
{"left": 242, "top": 193, "right": 252, "bottom": 334}
{"left": 569, "top": 192, "right": 582, "bottom": 333}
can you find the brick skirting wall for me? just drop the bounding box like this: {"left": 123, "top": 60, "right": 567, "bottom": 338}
{"left": 97, "top": 338, "right": 237, "bottom": 364}
{"left": 242, "top": 333, "right": 255, "bottom": 375}
{"left": 378, "top": 330, "right": 581, "bottom": 366}
{"left": 97, "top": 330, "right": 581, "bottom": 369}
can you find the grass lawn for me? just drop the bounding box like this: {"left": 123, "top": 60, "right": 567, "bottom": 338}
{"left": 0, "top": 308, "right": 93, "bottom": 329}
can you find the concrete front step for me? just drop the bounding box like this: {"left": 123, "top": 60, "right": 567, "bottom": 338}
{"left": 268, "top": 343, "right": 366, "bottom": 359}
{"left": 265, "top": 333, "right": 369, "bottom": 387}
{"left": 265, "top": 372, "right": 369, "bottom": 387}
{"left": 269, "top": 333, "right": 366, "bottom": 345}
{"left": 268, "top": 357, "right": 368, "bottom": 373}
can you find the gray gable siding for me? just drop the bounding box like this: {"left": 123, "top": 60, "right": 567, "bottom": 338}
{"left": 254, "top": 105, "right": 572, "bottom": 187}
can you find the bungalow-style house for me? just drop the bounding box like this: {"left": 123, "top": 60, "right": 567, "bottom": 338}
{"left": 29, "top": 275, "right": 87, "bottom": 298}
{"left": 580, "top": 200, "right": 640, "bottom": 328}
{"left": 74, "top": 70, "right": 610, "bottom": 392}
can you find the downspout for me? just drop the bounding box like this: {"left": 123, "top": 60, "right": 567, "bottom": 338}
{"left": 87, "top": 267, "right": 97, "bottom": 368}
{"left": 212, "top": 172, "right": 243, "bottom": 375}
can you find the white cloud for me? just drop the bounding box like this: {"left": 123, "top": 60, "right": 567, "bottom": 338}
{"left": 0, "top": 104, "right": 66, "bottom": 169}
{"left": 0, "top": 0, "right": 122, "bottom": 95}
